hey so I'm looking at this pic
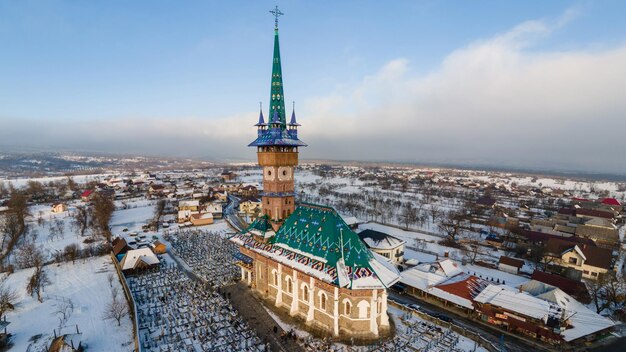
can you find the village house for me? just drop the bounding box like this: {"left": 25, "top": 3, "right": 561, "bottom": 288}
{"left": 531, "top": 270, "right": 591, "bottom": 304}
{"left": 190, "top": 212, "right": 214, "bottom": 226}
{"left": 220, "top": 171, "right": 237, "bottom": 181}
{"left": 112, "top": 237, "right": 132, "bottom": 257}
{"left": 119, "top": 247, "right": 160, "bottom": 272}
{"left": 80, "top": 189, "right": 94, "bottom": 202}
{"left": 178, "top": 200, "right": 200, "bottom": 212}
{"left": 202, "top": 202, "right": 223, "bottom": 219}
{"left": 399, "top": 259, "right": 614, "bottom": 344}
{"left": 545, "top": 238, "right": 612, "bottom": 280}
{"left": 239, "top": 196, "right": 261, "bottom": 216}
{"left": 151, "top": 241, "right": 167, "bottom": 255}
{"left": 51, "top": 202, "right": 68, "bottom": 214}
{"left": 474, "top": 283, "right": 614, "bottom": 344}
{"left": 357, "top": 229, "right": 405, "bottom": 265}
{"left": 177, "top": 209, "right": 197, "bottom": 223}
{"left": 214, "top": 191, "right": 228, "bottom": 202}
{"left": 341, "top": 215, "right": 364, "bottom": 230}
{"left": 148, "top": 184, "right": 165, "bottom": 197}
{"left": 497, "top": 256, "right": 524, "bottom": 274}
{"left": 575, "top": 218, "right": 619, "bottom": 247}
{"left": 239, "top": 185, "right": 259, "bottom": 197}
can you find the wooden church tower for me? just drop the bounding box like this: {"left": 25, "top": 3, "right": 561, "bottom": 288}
{"left": 248, "top": 6, "right": 306, "bottom": 231}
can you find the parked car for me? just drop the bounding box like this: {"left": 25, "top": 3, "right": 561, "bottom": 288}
{"left": 391, "top": 282, "right": 407, "bottom": 294}
{"left": 432, "top": 313, "right": 451, "bottom": 322}
{"left": 408, "top": 304, "right": 421, "bottom": 312}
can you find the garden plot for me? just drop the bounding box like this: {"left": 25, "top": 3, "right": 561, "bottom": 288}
{"left": 3, "top": 255, "right": 133, "bottom": 351}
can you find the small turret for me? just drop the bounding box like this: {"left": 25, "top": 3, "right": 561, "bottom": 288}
{"left": 288, "top": 102, "right": 300, "bottom": 139}
{"left": 255, "top": 103, "right": 267, "bottom": 137}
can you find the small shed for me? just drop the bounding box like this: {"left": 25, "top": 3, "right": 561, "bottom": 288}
{"left": 498, "top": 256, "right": 524, "bottom": 274}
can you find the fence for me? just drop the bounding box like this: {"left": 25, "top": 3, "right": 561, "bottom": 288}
{"left": 388, "top": 300, "right": 501, "bottom": 352}
{"left": 109, "top": 252, "right": 140, "bottom": 352}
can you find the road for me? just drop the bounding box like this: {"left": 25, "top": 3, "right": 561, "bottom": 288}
{"left": 224, "top": 195, "right": 248, "bottom": 232}
{"left": 388, "top": 291, "right": 546, "bottom": 352}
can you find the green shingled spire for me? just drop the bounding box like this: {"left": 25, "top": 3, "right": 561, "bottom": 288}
{"left": 269, "top": 7, "right": 287, "bottom": 129}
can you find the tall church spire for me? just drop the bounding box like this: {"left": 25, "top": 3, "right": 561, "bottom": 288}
{"left": 269, "top": 6, "right": 286, "bottom": 129}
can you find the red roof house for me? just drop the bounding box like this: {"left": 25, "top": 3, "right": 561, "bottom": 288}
{"left": 80, "top": 189, "right": 94, "bottom": 201}
{"left": 601, "top": 198, "right": 621, "bottom": 206}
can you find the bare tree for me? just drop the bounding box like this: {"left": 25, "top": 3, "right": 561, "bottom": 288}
{"left": 462, "top": 232, "right": 482, "bottom": 264}
{"left": 153, "top": 199, "right": 167, "bottom": 231}
{"left": 53, "top": 219, "right": 65, "bottom": 239}
{"left": 437, "top": 211, "right": 465, "bottom": 247}
{"left": 54, "top": 298, "right": 74, "bottom": 330}
{"left": 72, "top": 206, "right": 90, "bottom": 237}
{"left": 0, "top": 191, "right": 30, "bottom": 263}
{"left": 588, "top": 272, "right": 626, "bottom": 314}
{"left": 91, "top": 193, "right": 115, "bottom": 242}
{"left": 399, "top": 202, "right": 417, "bottom": 230}
{"left": 428, "top": 204, "right": 441, "bottom": 225}
{"left": 64, "top": 244, "right": 79, "bottom": 264}
{"left": 0, "top": 279, "right": 18, "bottom": 320}
{"left": 27, "top": 266, "right": 50, "bottom": 303}
{"left": 103, "top": 295, "right": 128, "bottom": 326}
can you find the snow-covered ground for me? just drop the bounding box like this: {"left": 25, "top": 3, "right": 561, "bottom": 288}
{"left": 4, "top": 255, "right": 134, "bottom": 351}
{"left": 4, "top": 173, "right": 114, "bottom": 189}
{"left": 264, "top": 303, "right": 488, "bottom": 351}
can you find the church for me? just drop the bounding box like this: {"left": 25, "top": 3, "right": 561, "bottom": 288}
{"left": 231, "top": 7, "right": 400, "bottom": 339}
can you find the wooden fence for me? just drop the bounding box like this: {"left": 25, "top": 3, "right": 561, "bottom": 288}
{"left": 110, "top": 252, "right": 140, "bottom": 352}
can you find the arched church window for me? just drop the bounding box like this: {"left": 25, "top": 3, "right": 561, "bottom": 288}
{"left": 302, "top": 285, "right": 309, "bottom": 301}
{"left": 344, "top": 300, "right": 352, "bottom": 316}
{"left": 320, "top": 292, "right": 327, "bottom": 311}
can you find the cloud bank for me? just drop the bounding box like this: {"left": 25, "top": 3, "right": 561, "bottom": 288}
{"left": 2, "top": 11, "right": 626, "bottom": 173}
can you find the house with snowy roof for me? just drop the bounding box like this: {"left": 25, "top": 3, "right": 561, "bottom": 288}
{"left": 474, "top": 281, "right": 615, "bottom": 345}
{"left": 544, "top": 238, "right": 612, "bottom": 280}
{"left": 399, "top": 259, "right": 489, "bottom": 312}
{"left": 119, "top": 247, "right": 159, "bottom": 272}
{"left": 357, "top": 229, "right": 405, "bottom": 264}
{"left": 474, "top": 284, "right": 565, "bottom": 344}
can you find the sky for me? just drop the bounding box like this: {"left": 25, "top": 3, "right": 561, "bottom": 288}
{"left": 1, "top": 1, "right": 626, "bottom": 174}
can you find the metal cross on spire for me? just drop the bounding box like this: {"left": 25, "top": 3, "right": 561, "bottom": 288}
{"left": 269, "top": 6, "right": 284, "bottom": 29}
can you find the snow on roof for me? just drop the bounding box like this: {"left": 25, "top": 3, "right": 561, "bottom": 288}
{"left": 474, "top": 284, "right": 559, "bottom": 322}
{"left": 120, "top": 247, "right": 159, "bottom": 271}
{"left": 358, "top": 229, "right": 405, "bottom": 250}
{"left": 562, "top": 245, "right": 586, "bottom": 261}
{"left": 520, "top": 281, "right": 615, "bottom": 342}
{"left": 179, "top": 200, "right": 199, "bottom": 207}
{"left": 429, "top": 286, "right": 475, "bottom": 310}
{"left": 400, "top": 264, "right": 451, "bottom": 291}
{"left": 341, "top": 215, "right": 362, "bottom": 226}
{"left": 439, "top": 258, "right": 463, "bottom": 277}
{"left": 365, "top": 252, "right": 401, "bottom": 289}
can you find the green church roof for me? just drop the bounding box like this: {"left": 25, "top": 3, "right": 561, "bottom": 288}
{"left": 271, "top": 203, "right": 373, "bottom": 268}
{"left": 269, "top": 27, "right": 287, "bottom": 128}
{"left": 232, "top": 203, "right": 400, "bottom": 289}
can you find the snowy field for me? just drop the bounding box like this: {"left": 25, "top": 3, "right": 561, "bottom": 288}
{"left": 4, "top": 255, "right": 134, "bottom": 351}
{"left": 24, "top": 202, "right": 87, "bottom": 262}
{"left": 3, "top": 173, "right": 115, "bottom": 189}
